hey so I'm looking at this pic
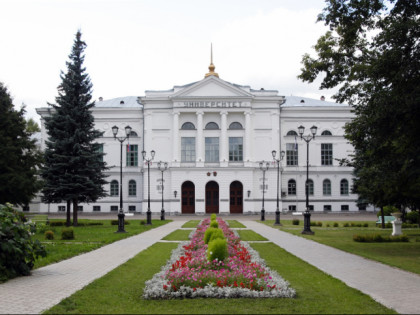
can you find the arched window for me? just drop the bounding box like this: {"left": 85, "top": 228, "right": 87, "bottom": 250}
{"left": 321, "top": 130, "right": 332, "bottom": 136}
{"left": 229, "top": 122, "right": 243, "bottom": 130}
{"left": 128, "top": 180, "right": 136, "bottom": 196}
{"left": 129, "top": 131, "right": 138, "bottom": 137}
{"left": 323, "top": 179, "right": 331, "bottom": 195}
{"left": 205, "top": 122, "right": 219, "bottom": 130}
{"left": 181, "top": 122, "right": 195, "bottom": 130}
{"left": 306, "top": 179, "right": 314, "bottom": 196}
{"left": 287, "top": 130, "right": 298, "bottom": 136}
{"left": 110, "top": 180, "right": 119, "bottom": 196}
{"left": 340, "top": 179, "right": 349, "bottom": 195}
{"left": 288, "top": 179, "right": 296, "bottom": 195}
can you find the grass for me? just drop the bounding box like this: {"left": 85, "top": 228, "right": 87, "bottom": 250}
{"left": 33, "top": 219, "right": 170, "bottom": 269}
{"left": 225, "top": 220, "right": 246, "bottom": 228}
{"left": 182, "top": 220, "right": 201, "bottom": 228}
{"left": 236, "top": 229, "right": 268, "bottom": 241}
{"left": 161, "top": 229, "right": 191, "bottom": 241}
{"left": 45, "top": 242, "right": 394, "bottom": 314}
{"left": 263, "top": 219, "right": 420, "bottom": 275}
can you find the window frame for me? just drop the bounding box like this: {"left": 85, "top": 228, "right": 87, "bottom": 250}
{"left": 126, "top": 144, "right": 138, "bottom": 167}
{"left": 321, "top": 143, "right": 333, "bottom": 166}
{"left": 323, "top": 179, "right": 331, "bottom": 196}
{"left": 205, "top": 137, "right": 219, "bottom": 162}
{"left": 340, "top": 179, "right": 349, "bottom": 195}
{"left": 110, "top": 180, "right": 119, "bottom": 196}
{"left": 181, "top": 137, "right": 196, "bottom": 162}
{"left": 228, "top": 137, "right": 243, "bottom": 162}
{"left": 288, "top": 179, "right": 296, "bottom": 195}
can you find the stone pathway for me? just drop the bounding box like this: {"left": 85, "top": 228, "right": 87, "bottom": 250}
{"left": 0, "top": 221, "right": 183, "bottom": 314}
{"left": 241, "top": 220, "right": 420, "bottom": 314}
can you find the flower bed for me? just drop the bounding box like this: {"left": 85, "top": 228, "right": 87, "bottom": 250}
{"left": 143, "top": 218, "right": 295, "bottom": 299}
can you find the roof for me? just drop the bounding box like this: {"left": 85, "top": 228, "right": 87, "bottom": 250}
{"left": 94, "top": 96, "right": 142, "bottom": 108}
{"left": 283, "top": 96, "right": 349, "bottom": 107}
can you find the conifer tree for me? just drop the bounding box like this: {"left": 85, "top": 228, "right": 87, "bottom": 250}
{"left": 41, "top": 30, "right": 107, "bottom": 226}
{"left": 0, "top": 83, "right": 43, "bottom": 205}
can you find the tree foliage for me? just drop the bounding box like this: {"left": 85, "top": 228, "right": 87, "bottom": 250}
{"left": 41, "top": 30, "right": 108, "bottom": 226}
{"left": 26, "top": 117, "right": 41, "bottom": 133}
{"left": 299, "top": 0, "right": 420, "bottom": 210}
{"left": 0, "top": 83, "right": 43, "bottom": 205}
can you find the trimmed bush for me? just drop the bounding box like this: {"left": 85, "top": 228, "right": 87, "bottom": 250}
{"left": 140, "top": 220, "right": 146, "bottom": 225}
{"left": 353, "top": 233, "right": 409, "bottom": 243}
{"left": 61, "top": 228, "right": 75, "bottom": 240}
{"left": 292, "top": 219, "right": 300, "bottom": 225}
{"left": 326, "top": 223, "right": 330, "bottom": 227}
{"left": 37, "top": 223, "right": 55, "bottom": 234}
{"left": 50, "top": 221, "right": 66, "bottom": 227}
{"left": 363, "top": 223, "right": 369, "bottom": 227}
{"left": 333, "top": 222, "right": 339, "bottom": 227}
{"left": 210, "top": 220, "right": 219, "bottom": 228}
{"left": 111, "top": 220, "right": 130, "bottom": 225}
{"left": 317, "top": 222, "right": 323, "bottom": 227}
{"left": 0, "top": 204, "right": 46, "bottom": 282}
{"left": 77, "top": 222, "right": 104, "bottom": 226}
{"left": 407, "top": 211, "right": 419, "bottom": 224}
{"left": 207, "top": 238, "right": 228, "bottom": 262}
{"left": 204, "top": 227, "right": 224, "bottom": 244}
{"left": 210, "top": 213, "right": 217, "bottom": 221}
{"left": 343, "top": 223, "right": 349, "bottom": 227}
{"left": 402, "top": 223, "right": 419, "bottom": 229}
{"left": 44, "top": 230, "right": 54, "bottom": 240}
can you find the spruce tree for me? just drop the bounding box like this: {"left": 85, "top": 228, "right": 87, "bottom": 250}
{"left": 41, "top": 30, "right": 108, "bottom": 226}
{"left": 0, "top": 83, "right": 43, "bottom": 205}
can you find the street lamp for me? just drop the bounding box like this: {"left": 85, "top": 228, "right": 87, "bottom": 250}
{"left": 272, "top": 150, "right": 286, "bottom": 226}
{"left": 259, "top": 161, "right": 270, "bottom": 221}
{"left": 142, "top": 150, "right": 155, "bottom": 225}
{"left": 298, "top": 125, "right": 317, "bottom": 235}
{"left": 157, "top": 161, "right": 168, "bottom": 220}
{"left": 112, "top": 125, "right": 132, "bottom": 233}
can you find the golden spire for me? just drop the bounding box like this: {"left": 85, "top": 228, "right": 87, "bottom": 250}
{"left": 205, "top": 43, "right": 219, "bottom": 78}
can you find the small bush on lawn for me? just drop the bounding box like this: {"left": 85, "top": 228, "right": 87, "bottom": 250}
{"left": 77, "top": 222, "right": 104, "bottom": 226}
{"left": 110, "top": 220, "right": 130, "bottom": 225}
{"left": 61, "top": 228, "right": 75, "bottom": 240}
{"left": 50, "top": 221, "right": 66, "bottom": 227}
{"left": 37, "top": 223, "right": 55, "bottom": 234}
{"left": 204, "top": 227, "right": 225, "bottom": 244}
{"left": 343, "top": 223, "right": 349, "bottom": 227}
{"left": 207, "top": 238, "right": 228, "bottom": 262}
{"left": 292, "top": 219, "right": 300, "bottom": 225}
{"left": 310, "top": 221, "right": 316, "bottom": 226}
{"left": 140, "top": 220, "right": 146, "bottom": 225}
{"left": 0, "top": 204, "right": 46, "bottom": 282}
{"left": 363, "top": 223, "right": 369, "bottom": 227}
{"left": 326, "top": 223, "right": 330, "bottom": 227}
{"left": 353, "top": 233, "right": 409, "bottom": 242}
{"left": 317, "top": 222, "right": 323, "bottom": 227}
{"left": 44, "top": 230, "right": 54, "bottom": 240}
{"left": 333, "top": 222, "right": 339, "bottom": 227}
{"left": 210, "top": 220, "right": 219, "bottom": 228}
{"left": 402, "top": 223, "right": 419, "bottom": 228}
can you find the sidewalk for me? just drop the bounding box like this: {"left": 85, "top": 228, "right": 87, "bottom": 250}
{"left": 241, "top": 220, "right": 420, "bottom": 314}
{"left": 0, "top": 221, "right": 183, "bottom": 314}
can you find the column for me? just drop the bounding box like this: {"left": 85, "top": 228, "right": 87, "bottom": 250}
{"left": 173, "top": 112, "right": 179, "bottom": 162}
{"left": 144, "top": 112, "right": 152, "bottom": 151}
{"left": 244, "top": 111, "right": 251, "bottom": 163}
{"left": 220, "top": 111, "right": 228, "bottom": 166}
{"left": 196, "top": 111, "right": 204, "bottom": 165}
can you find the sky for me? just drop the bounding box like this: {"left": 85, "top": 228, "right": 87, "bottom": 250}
{"left": 1, "top": 0, "right": 335, "bottom": 123}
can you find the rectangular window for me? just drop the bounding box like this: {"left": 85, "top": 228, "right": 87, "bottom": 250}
{"left": 341, "top": 205, "right": 349, "bottom": 211}
{"left": 93, "top": 206, "right": 101, "bottom": 212}
{"left": 205, "top": 137, "right": 219, "bottom": 162}
{"left": 286, "top": 143, "right": 298, "bottom": 166}
{"left": 58, "top": 206, "right": 66, "bottom": 212}
{"left": 110, "top": 206, "right": 118, "bottom": 211}
{"left": 126, "top": 145, "right": 138, "bottom": 166}
{"left": 229, "top": 137, "right": 243, "bottom": 162}
{"left": 128, "top": 205, "right": 136, "bottom": 212}
{"left": 308, "top": 205, "right": 314, "bottom": 211}
{"left": 181, "top": 137, "right": 196, "bottom": 162}
{"left": 288, "top": 205, "right": 296, "bottom": 212}
{"left": 321, "top": 143, "right": 333, "bottom": 165}
{"left": 96, "top": 144, "right": 104, "bottom": 162}
{"left": 77, "top": 206, "right": 83, "bottom": 212}
{"left": 324, "top": 205, "right": 331, "bottom": 211}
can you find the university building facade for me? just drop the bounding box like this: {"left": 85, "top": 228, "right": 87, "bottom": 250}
{"left": 36, "top": 64, "right": 372, "bottom": 214}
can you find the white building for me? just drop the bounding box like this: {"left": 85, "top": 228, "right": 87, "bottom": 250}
{"left": 36, "top": 62, "right": 370, "bottom": 214}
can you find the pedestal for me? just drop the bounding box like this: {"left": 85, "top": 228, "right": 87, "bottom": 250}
{"left": 392, "top": 220, "right": 402, "bottom": 236}
{"left": 301, "top": 211, "right": 314, "bottom": 235}
{"left": 116, "top": 210, "right": 126, "bottom": 233}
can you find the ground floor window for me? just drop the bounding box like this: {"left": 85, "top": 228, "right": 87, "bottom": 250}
{"left": 288, "top": 205, "right": 296, "bottom": 212}
{"left": 77, "top": 206, "right": 83, "bottom": 212}
{"left": 129, "top": 205, "right": 136, "bottom": 212}
{"left": 58, "top": 206, "right": 65, "bottom": 212}
{"left": 93, "top": 206, "right": 101, "bottom": 212}
{"left": 110, "top": 205, "right": 118, "bottom": 211}
{"left": 341, "top": 205, "right": 349, "bottom": 211}
{"left": 324, "top": 205, "right": 331, "bottom": 211}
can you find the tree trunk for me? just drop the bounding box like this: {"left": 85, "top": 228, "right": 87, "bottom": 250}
{"left": 66, "top": 200, "right": 71, "bottom": 226}
{"left": 73, "top": 199, "right": 78, "bottom": 226}
{"left": 380, "top": 206, "right": 385, "bottom": 229}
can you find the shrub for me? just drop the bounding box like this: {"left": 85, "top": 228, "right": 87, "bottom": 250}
{"left": 204, "top": 227, "right": 224, "bottom": 244}
{"left": 140, "top": 220, "right": 146, "bottom": 225}
{"left": 363, "top": 223, "right": 369, "bottom": 227}
{"left": 407, "top": 211, "right": 419, "bottom": 224}
{"left": 317, "top": 222, "right": 323, "bottom": 227}
{"left": 49, "top": 221, "right": 66, "bottom": 227}
{"left": 77, "top": 222, "right": 103, "bottom": 226}
{"left": 326, "top": 223, "right": 330, "bottom": 227}
{"left": 292, "top": 219, "right": 299, "bottom": 225}
{"left": 210, "top": 213, "right": 217, "bottom": 221}
{"left": 402, "top": 223, "right": 419, "bottom": 228}
{"left": 353, "top": 233, "right": 409, "bottom": 243}
{"left": 210, "top": 220, "right": 219, "bottom": 228}
{"left": 44, "top": 230, "right": 54, "bottom": 240}
{"left": 310, "top": 221, "right": 316, "bottom": 226}
{"left": 111, "top": 220, "right": 130, "bottom": 225}
{"left": 0, "top": 204, "right": 46, "bottom": 282}
{"left": 385, "top": 222, "right": 392, "bottom": 228}
{"left": 207, "top": 238, "right": 228, "bottom": 262}
{"left": 37, "top": 223, "right": 55, "bottom": 234}
{"left": 61, "top": 228, "right": 75, "bottom": 240}
{"left": 333, "top": 222, "right": 339, "bottom": 227}
{"left": 343, "top": 223, "right": 349, "bottom": 227}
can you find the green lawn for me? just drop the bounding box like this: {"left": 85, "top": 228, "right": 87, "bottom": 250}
{"left": 236, "top": 229, "right": 268, "bottom": 241}
{"left": 33, "top": 219, "right": 170, "bottom": 269}
{"left": 161, "top": 229, "right": 191, "bottom": 241}
{"left": 226, "top": 220, "right": 246, "bottom": 228}
{"left": 263, "top": 220, "right": 420, "bottom": 275}
{"left": 182, "top": 220, "right": 201, "bottom": 228}
{"left": 45, "top": 242, "right": 394, "bottom": 314}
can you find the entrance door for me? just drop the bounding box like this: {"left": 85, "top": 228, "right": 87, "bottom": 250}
{"left": 205, "top": 181, "right": 219, "bottom": 214}
{"left": 230, "top": 181, "right": 243, "bottom": 214}
{"left": 181, "top": 181, "right": 195, "bottom": 214}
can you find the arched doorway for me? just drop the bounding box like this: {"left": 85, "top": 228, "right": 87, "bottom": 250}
{"left": 230, "top": 181, "right": 243, "bottom": 214}
{"left": 181, "top": 181, "right": 195, "bottom": 214}
{"left": 205, "top": 181, "right": 219, "bottom": 214}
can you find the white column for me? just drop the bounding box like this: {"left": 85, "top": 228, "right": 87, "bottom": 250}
{"left": 173, "top": 112, "right": 179, "bottom": 162}
{"left": 144, "top": 112, "right": 152, "bottom": 151}
{"left": 196, "top": 111, "right": 204, "bottom": 165}
{"left": 244, "top": 111, "right": 251, "bottom": 163}
{"left": 220, "top": 111, "right": 228, "bottom": 166}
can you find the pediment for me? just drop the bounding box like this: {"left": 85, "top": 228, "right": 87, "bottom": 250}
{"left": 171, "top": 76, "right": 253, "bottom": 99}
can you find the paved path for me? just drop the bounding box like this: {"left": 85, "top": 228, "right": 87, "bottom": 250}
{"left": 0, "top": 221, "right": 183, "bottom": 314}
{"left": 242, "top": 220, "right": 420, "bottom": 314}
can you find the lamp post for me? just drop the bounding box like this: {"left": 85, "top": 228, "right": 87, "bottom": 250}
{"left": 157, "top": 161, "right": 168, "bottom": 220}
{"left": 272, "top": 150, "right": 286, "bottom": 226}
{"left": 142, "top": 150, "right": 155, "bottom": 225}
{"left": 259, "top": 161, "right": 270, "bottom": 221}
{"left": 112, "top": 125, "right": 132, "bottom": 233}
{"left": 298, "top": 125, "right": 317, "bottom": 235}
